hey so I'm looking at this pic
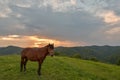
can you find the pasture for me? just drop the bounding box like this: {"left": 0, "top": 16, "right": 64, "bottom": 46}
{"left": 0, "top": 55, "right": 120, "bottom": 80}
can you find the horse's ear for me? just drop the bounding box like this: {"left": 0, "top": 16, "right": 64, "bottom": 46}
{"left": 51, "top": 43, "right": 54, "bottom": 46}
{"left": 52, "top": 43, "right": 54, "bottom": 46}
{"left": 49, "top": 43, "right": 54, "bottom": 46}
{"left": 48, "top": 43, "right": 50, "bottom": 46}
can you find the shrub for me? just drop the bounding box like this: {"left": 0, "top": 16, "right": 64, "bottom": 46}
{"left": 54, "top": 52, "right": 61, "bottom": 56}
{"left": 90, "top": 57, "right": 98, "bottom": 62}
{"left": 117, "top": 59, "right": 120, "bottom": 65}
{"left": 71, "top": 53, "right": 81, "bottom": 59}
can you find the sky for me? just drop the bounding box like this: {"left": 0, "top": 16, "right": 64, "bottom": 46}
{"left": 0, "top": 0, "right": 120, "bottom": 47}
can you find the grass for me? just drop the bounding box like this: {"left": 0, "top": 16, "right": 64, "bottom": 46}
{"left": 0, "top": 55, "right": 120, "bottom": 80}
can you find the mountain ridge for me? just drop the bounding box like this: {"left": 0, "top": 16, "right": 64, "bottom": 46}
{"left": 0, "top": 45, "right": 120, "bottom": 64}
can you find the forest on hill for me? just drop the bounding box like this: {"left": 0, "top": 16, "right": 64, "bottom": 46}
{"left": 0, "top": 45, "right": 120, "bottom": 65}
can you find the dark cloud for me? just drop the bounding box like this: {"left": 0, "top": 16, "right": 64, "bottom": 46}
{"left": 0, "top": 0, "right": 120, "bottom": 46}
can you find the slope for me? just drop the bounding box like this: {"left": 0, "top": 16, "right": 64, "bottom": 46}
{"left": 0, "top": 46, "right": 23, "bottom": 55}
{"left": 55, "top": 46, "right": 120, "bottom": 64}
{"left": 0, "top": 55, "right": 120, "bottom": 80}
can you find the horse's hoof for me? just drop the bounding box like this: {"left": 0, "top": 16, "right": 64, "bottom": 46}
{"left": 38, "top": 74, "right": 41, "bottom": 76}
{"left": 38, "top": 73, "right": 41, "bottom": 76}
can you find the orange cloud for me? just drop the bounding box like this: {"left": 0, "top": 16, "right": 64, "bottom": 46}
{"left": 105, "top": 27, "right": 120, "bottom": 35}
{"left": 0, "top": 35, "right": 20, "bottom": 41}
{"left": 28, "top": 36, "right": 85, "bottom": 47}
{"left": 8, "top": 35, "right": 19, "bottom": 37}
{"left": 71, "top": 0, "right": 76, "bottom": 5}
{"left": 0, "top": 35, "right": 86, "bottom": 47}
{"left": 99, "top": 11, "right": 120, "bottom": 24}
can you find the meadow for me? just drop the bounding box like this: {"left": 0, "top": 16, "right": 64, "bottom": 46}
{"left": 0, "top": 55, "right": 120, "bottom": 80}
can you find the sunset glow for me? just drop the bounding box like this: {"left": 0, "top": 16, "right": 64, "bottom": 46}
{"left": 0, "top": 35, "right": 86, "bottom": 47}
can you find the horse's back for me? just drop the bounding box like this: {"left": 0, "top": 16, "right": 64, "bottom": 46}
{"left": 21, "top": 48, "right": 30, "bottom": 55}
{"left": 21, "top": 48, "right": 41, "bottom": 61}
{"left": 21, "top": 48, "right": 33, "bottom": 57}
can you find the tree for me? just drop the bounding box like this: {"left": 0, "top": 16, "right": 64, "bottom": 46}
{"left": 90, "top": 57, "right": 98, "bottom": 62}
{"left": 117, "top": 59, "right": 120, "bottom": 65}
{"left": 54, "top": 52, "right": 61, "bottom": 56}
{"left": 72, "top": 53, "right": 81, "bottom": 59}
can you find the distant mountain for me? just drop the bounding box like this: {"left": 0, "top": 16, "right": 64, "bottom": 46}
{"left": 0, "top": 45, "right": 120, "bottom": 64}
{"left": 55, "top": 45, "right": 120, "bottom": 64}
{"left": 0, "top": 46, "right": 23, "bottom": 55}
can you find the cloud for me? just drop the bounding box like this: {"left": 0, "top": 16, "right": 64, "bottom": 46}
{"left": 13, "top": 24, "right": 26, "bottom": 29}
{"left": 25, "top": 36, "right": 86, "bottom": 47}
{"left": 77, "top": 0, "right": 120, "bottom": 24}
{"left": 8, "top": 35, "right": 20, "bottom": 38}
{"left": 0, "top": 8, "right": 12, "bottom": 18}
{"left": 105, "top": 27, "right": 120, "bottom": 35}
{"left": 0, "top": 0, "right": 12, "bottom": 18}
{"left": 15, "top": 13, "right": 22, "bottom": 18}
{"left": 38, "top": 0, "right": 108, "bottom": 13}
{"left": 16, "top": 3, "right": 32, "bottom": 8}
{"left": 0, "top": 0, "right": 31, "bottom": 18}
{"left": 0, "top": 35, "right": 86, "bottom": 47}
{"left": 1, "top": 0, "right": 120, "bottom": 24}
{"left": 37, "top": 0, "right": 120, "bottom": 24}
{"left": 16, "top": 4, "right": 31, "bottom": 8}
{"left": 97, "top": 26, "right": 120, "bottom": 42}
{"left": 0, "top": 35, "right": 20, "bottom": 41}
{"left": 97, "top": 10, "right": 120, "bottom": 24}
{"left": 38, "top": 0, "right": 77, "bottom": 12}
{"left": 0, "top": 0, "right": 120, "bottom": 46}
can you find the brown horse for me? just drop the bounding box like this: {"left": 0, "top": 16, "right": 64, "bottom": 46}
{"left": 20, "top": 44, "right": 54, "bottom": 75}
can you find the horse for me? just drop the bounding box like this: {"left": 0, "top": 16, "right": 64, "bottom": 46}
{"left": 20, "top": 43, "right": 54, "bottom": 76}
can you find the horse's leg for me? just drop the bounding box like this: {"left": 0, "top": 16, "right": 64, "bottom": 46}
{"left": 38, "top": 61, "right": 42, "bottom": 76}
{"left": 20, "top": 57, "right": 24, "bottom": 72}
{"left": 24, "top": 58, "right": 28, "bottom": 72}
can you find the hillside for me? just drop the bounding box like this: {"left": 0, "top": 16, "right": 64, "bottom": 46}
{"left": 0, "top": 45, "right": 120, "bottom": 64}
{"left": 0, "top": 55, "right": 120, "bottom": 80}
{"left": 55, "top": 46, "right": 120, "bottom": 64}
{"left": 0, "top": 46, "right": 22, "bottom": 55}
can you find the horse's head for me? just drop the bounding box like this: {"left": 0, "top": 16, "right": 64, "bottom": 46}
{"left": 47, "top": 43, "right": 54, "bottom": 57}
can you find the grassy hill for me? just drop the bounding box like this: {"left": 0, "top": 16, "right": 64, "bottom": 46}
{"left": 0, "top": 46, "right": 120, "bottom": 64}
{"left": 0, "top": 46, "right": 22, "bottom": 55}
{"left": 0, "top": 55, "right": 120, "bottom": 80}
{"left": 55, "top": 46, "right": 120, "bottom": 64}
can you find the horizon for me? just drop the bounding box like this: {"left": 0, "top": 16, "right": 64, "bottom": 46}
{"left": 0, "top": 0, "right": 120, "bottom": 47}
{"left": 1, "top": 44, "right": 120, "bottom": 48}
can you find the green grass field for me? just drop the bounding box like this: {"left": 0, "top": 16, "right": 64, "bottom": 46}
{"left": 0, "top": 55, "right": 120, "bottom": 80}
